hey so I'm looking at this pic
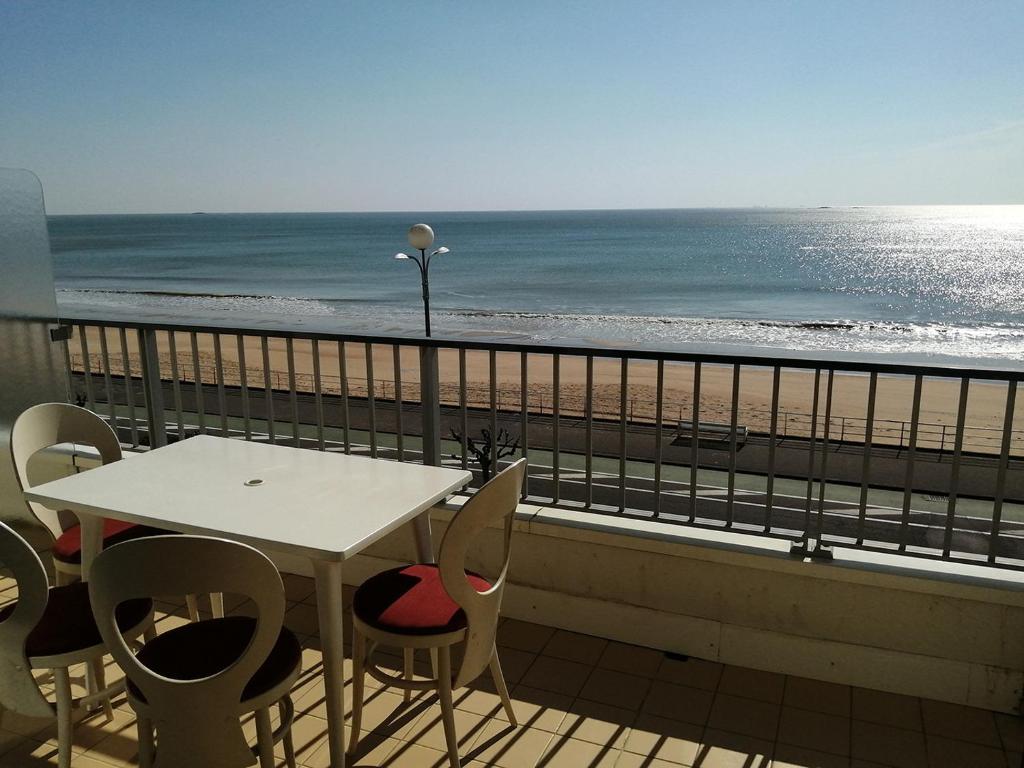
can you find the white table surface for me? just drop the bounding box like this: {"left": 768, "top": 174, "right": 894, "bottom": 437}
{"left": 25, "top": 435, "right": 471, "bottom": 562}
{"left": 24, "top": 435, "right": 471, "bottom": 768}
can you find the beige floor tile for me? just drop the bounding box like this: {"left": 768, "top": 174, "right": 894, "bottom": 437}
{"left": 851, "top": 720, "right": 928, "bottom": 768}
{"left": 615, "top": 752, "right": 683, "bottom": 768}
{"left": 783, "top": 676, "right": 851, "bottom": 718}
{"left": 402, "top": 706, "right": 492, "bottom": 754}
{"left": 996, "top": 712, "right": 1024, "bottom": 753}
{"left": 504, "top": 685, "right": 573, "bottom": 732}
{"left": 0, "top": 730, "right": 28, "bottom": 759}
{"left": 623, "top": 713, "right": 703, "bottom": 765}
{"left": 641, "top": 681, "right": 715, "bottom": 726}
{"left": 452, "top": 682, "right": 511, "bottom": 720}
{"left": 707, "top": 693, "right": 781, "bottom": 742}
{"left": 308, "top": 732, "right": 395, "bottom": 768}
{"left": 494, "top": 647, "right": 536, "bottom": 685}
{"left": 851, "top": 687, "right": 922, "bottom": 731}
{"left": 656, "top": 656, "right": 723, "bottom": 692}
{"left": 543, "top": 629, "right": 609, "bottom": 665}
{"left": 597, "top": 641, "right": 664, "bottom": 678}
{"left": 276, "top": 712, "right": 328, "bottom": 762}
{"left": 697, "top": 728, "right": 773, "bottom": 768}
{"left": 579, "top": 668, "right": 652, "bottom": 711}
{"left": 464, "top": 718, "right": 554, "bottom": 768}
{"left": 348, "top": 688, "right": 431, "bottom": 741}
{"left": 497, "top": 619, "right": 556, "bottom": 654}
{"left": 520, "top": 655, "right": 593, "bottom": 697}
{"left": 1006, "top": 751, "right": 1022, "bottom": 768}
{"left": 919, "top": 699, "right": 1001, "bottom": 747}
{"left": 777, "top": 706, "right": 850, "bottom": 756}
{"left": 771, "top": 742, "right": 851, "bottom": 768}
{"left": 557, "top": 699, "right": 634, "bottom": 750}
{"left": 718, "top": 665, "right": 786, "bottom": 704}
{"left": 924, "top": 734, "right": 1007, "bottom": 768}
{"left": 285, "top": 602, "right": 323, "bottom": 636}
{"left": 283, "top": 573, "right": 316, "bottom": 603}
{"left": 375, "top": 740, "right": 452, "bottom": 768}
{"left": 540, "top": 735, "right": 621, "bottom": 767}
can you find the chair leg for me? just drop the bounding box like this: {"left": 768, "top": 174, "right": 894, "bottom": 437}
{"left": 90, "top": 656, "right": 115, "bottom": 721}
{"left": 489, "top": 645, "right": 517, "bottom": 726}
{"left": 437, "top": 646, "right": 461, "bottom": 768}
{"left": 53, "top": 667, "right": 73, "bottom": 768}
{"left": 430, "top": 647, "right": 439, "bottom": 678}
{"left": 254, "top": 707, "right": 274, "bottom": 768}
{"left": 54, "top": 568, "right": 75, "bottom": 587}
{"left": 137, "top": 716, "right": 155, "bottom": 768}
{"left": 279, "top": 698, "right": 297, "bottom": 768}
{"left": 185, "top": 593, "right": 200, "bottom": 621}
{"left": 403, "top": 647, "right": 414, "bottom": 703}
{"left": 210, "top": 591, "right": 225, "bottom": 618}
{"left": 347, "top": 626, "right": 366, "bottom": 754}
{"left": 142, "top": 623, "right": 157, "bottom": 642}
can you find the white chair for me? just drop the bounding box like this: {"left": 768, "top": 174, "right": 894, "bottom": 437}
{"left": 348, "top": 458, "right": 527, "bottom": 768}
{"left": 0, "top": 520, "right": 154, "bottom": 768}
{"left": 89, "top": 535, "right": 301, "bottom": 768}
{"left": 11, "top": 402, "right": 213, "bottom": 620}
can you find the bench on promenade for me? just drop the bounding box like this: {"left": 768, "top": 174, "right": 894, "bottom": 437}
{"left": 672, "top": 421, "right": 748, "bottom": 449}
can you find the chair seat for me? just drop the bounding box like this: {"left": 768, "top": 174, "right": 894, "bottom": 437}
{"left": 127, "top": 616, "right": 301, "bottom": 704}
{"left": 53, "top": 519, "right": 171, "bottom": 564}
{"left": 353, "top": 563, "right": 491, "bottom": 636}
{"left": 0, "top": 582, "right": 152, "bottom": 658}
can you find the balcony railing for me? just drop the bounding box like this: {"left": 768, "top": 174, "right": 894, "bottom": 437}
{"left": 58, "top": 315, "right": 1024, "bottom": 571}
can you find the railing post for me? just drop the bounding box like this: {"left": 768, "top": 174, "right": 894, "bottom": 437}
{"left": 137, "top": 328, "right": 167, "bottom": 447}
{"left": 416, "top": 345, "right": 443, "bottom": 564}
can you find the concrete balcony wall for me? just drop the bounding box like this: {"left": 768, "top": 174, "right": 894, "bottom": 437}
{"left": 314, "top": 499, "right": 1024, "bottom": 715}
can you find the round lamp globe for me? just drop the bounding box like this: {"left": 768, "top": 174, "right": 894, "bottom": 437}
{"left": 407, "top": 223, "right": 435, "bottom": 250}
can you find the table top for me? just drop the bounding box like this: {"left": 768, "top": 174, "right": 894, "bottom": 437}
{"left": 24, "top": 435, "right": 472, "bottom": 561}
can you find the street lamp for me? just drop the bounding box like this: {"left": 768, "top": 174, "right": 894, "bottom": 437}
{"left": 394, "top": 223, "right": 449, "bottom": 337}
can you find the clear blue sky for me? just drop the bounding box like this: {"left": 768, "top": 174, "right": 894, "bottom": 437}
{"left": 1, "top": 1, "right": 1021, "bottom": 213}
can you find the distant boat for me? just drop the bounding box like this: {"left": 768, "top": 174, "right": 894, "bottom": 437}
{"left": 191, "top": 211, "right": 207, "bottom": 215}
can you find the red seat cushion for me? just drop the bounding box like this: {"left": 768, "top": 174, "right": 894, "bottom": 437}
{"left": 352, "top": 564, "right": 491, "bottom": 636}
{"left": 0, "top": 582, "right": 152, "bottom": 658}
{"left": 52, "top": 519, "right": 169, "bottom": 564}
{"left": 127, "top": 617, "right": 301, "bottom": 704}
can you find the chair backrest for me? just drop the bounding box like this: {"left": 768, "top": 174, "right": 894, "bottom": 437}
{"left": 438, "top": 458, "right": 526, "bottom": 689}
{"left": 88, "top": 535, "right": 286, "bottom": 768}
{"left": 10, "top": 403, "right": 122, "bottom": 540}
{"left": 0, "top": 521, "right": 57, "bottom": 718}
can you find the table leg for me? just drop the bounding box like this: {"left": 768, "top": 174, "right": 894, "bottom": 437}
{"left": 313, "top": 559, "right": 346, "bottom": 768}
{"left": 412, "top": 513, "right": 434, "bottom": 564}
{"left": 77, "top": 515, "right": 105, "bottom": 580}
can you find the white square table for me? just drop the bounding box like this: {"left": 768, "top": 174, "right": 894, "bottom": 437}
{"left": 24, "top": 434, "right": 472, "bottom": 767}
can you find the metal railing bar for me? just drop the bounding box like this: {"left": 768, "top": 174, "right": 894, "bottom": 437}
{"left": 815, "top": 369, "right": 835, "bottom": 540}
{"left": 286, "top": 337, "right": 300, "bottom": 448}
{"left": 941, "top": 377, "right": 971, "bottom": 557}
{"left": 213, "top": 333, "right": 229, "bottom": 436}
{"left": 76, "top": 325, "right": 95, "bottom": 410}
{"left": 392, "top": 345, "right": 403, "bottom": 460}
{"left": 898, "top": 374, "right": 924, "bottom": 552}
{"left": 619, "top": 357, "right": 628, "bottom": 512}
{"left": 856, "top": 371, "right": 878, "bottom": 545}
{"left": 236, "top": 335, "right": 251, "bottom": 440}
{"left": 337, "top": 340, "right": 350, "bottom": 453}
{"left": 97, "top": 328, "right": 116, "bottom": 428}
{"left": 802, "top": 368, "right": 822, "bottom": 537}
{"left": 552, "top": 352, "right": 561, "bottom": 504}
{"left": 988, "top": 381, "right": 1018, "bottom": 563}
{"left": 61, "top": 334, "right": 75, "bottom": 404}
{"left": 725, "top": 363, "right": 740, "bottom": 528}
{"left": 190, "top": 331, "right": 206, "bottom": 435}
{"left": 520, "top": 352, "right": 529, "bottom": 499}
{"left": 118, "top": 327, "right": 139, "bottom": 447}
{"left": 167, "top": 331, "right": 184, "bottom": 437}
{"left": 689, "top": 362, "right": 701, "bottom": 523}
{"left": 653, "top": 359, "right": 664, "bottom": 518}
{"left": 60, "top": 315, "right": 1024, "bottom": 383}
{"left": 585, "top": 355, "right": 594, "bottom": 508}
{"left": 764, "top": 365, "right": 781, "bottom": 532}
{"left": 313, "top": 339, "right": 326, "bottom": 451}
{"left": 459, "top": 348, "right": 469, "bottom": 470}
{"left": 365, "top": 343, "right": 377, "bottom": 458}
{"left": 261, "top": 336, "right": 275, "bottom": 443}
{"left": 490, "top": 350, "right": 499, "bottom": 474}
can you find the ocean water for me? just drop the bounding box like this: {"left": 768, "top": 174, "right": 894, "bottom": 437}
{"left": 49, "top": 207, "right": 1024, "bottom": 367}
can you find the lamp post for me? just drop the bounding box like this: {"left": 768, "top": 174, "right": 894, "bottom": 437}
{"left": 394, "top": 223, "right": 449, "bottom": 337}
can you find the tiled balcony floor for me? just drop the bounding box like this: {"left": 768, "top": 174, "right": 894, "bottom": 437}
{"left": 1, "top": 572, "right": 1021, "bottom": 767}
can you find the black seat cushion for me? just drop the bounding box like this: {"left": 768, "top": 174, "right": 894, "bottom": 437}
{"left": 0, "top": 582, "right": 152, "bottom": 658}
{"left": 127, "top": 616, "right": 301, "bottom": 704}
